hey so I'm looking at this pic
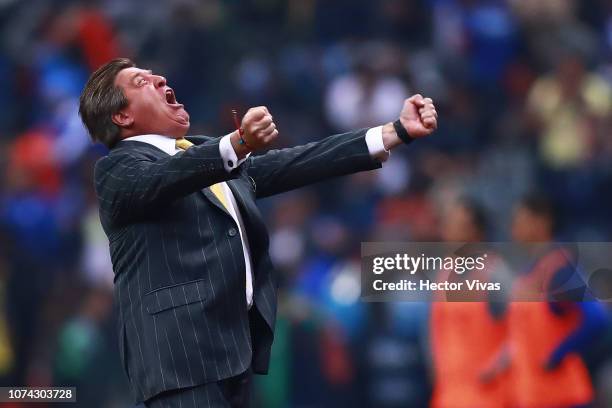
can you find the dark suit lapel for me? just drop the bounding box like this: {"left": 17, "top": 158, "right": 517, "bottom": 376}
{"left": 226, "top": 179, "right": 248, "bottom": 216}
{"left": 207, "top": 164, "right": 250, "bottom": 220}
{"left": 202, "top": 187, "right": 233, "bottom": 218}
{"left": 227, "top": 178, "right": 267, "bottom": 251}
{"left": 184, "top": 135, "right": 232, "bottom": 218}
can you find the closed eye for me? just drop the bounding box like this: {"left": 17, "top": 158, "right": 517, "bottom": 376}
{"left": 135, "top": 77, "right": 149, "bottom": 87}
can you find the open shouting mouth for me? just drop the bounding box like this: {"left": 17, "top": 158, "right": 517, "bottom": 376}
{"left": 164, "top": 88, "right": 182, "bottom": 108}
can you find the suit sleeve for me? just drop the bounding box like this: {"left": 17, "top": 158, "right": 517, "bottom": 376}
{"left": 245, "top": 129, "right": 383, "bottom": 198}
{"left": 95, "top": 138, "right": 238, "bottom": 224}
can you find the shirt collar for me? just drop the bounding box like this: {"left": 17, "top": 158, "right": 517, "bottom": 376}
{"left": 122, "top": 134, "right": 178, "bottom": 156}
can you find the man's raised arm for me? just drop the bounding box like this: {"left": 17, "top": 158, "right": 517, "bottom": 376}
{"left": 95, "top": 106, "right": 278, "bottom": 224}
{"left": 245, "top": 94, "right": 438, "bottom": 198}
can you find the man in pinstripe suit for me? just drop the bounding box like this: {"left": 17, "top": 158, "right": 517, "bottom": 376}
{"left": 79, "top": 58, "right": 438, "bottom": 407}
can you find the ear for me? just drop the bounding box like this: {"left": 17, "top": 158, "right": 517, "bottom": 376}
{"left": 112, "top": 110, "right": 134, "bottom": 128}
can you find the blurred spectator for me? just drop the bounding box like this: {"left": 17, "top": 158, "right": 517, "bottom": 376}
{"left": 324, "top": 42, "right": 409, "bottom": 131}
{"left": 526, "top": 50, "right": 611, "bottom": 169}
{"left": 507, "top": 193, "right": 608, "bottom": 408}
{"left": 430, "top": 199, "right": 509, "bottom": 408}
{"left": 53, "top": 287, "right": 128, "bottom": 407}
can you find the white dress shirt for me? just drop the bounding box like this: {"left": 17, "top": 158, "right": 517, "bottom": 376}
{"left": 123, "top": 127, "right": 389, "bottom": 307}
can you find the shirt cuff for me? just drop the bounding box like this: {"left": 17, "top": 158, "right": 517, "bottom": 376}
{"left": 365, "top": 126, "right": 390, "bottom": 162}
{"left": 219, "top": 133, "right": 249, "bottom": 172}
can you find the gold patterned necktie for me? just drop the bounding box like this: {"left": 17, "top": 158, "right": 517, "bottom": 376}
{"left": 175, "top": 138, "right": 230, "bottom": 211}
{"left": 175, "top": 137, "right": 193, "bottom": 151}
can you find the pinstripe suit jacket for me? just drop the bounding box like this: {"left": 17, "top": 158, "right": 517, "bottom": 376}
{"left": 94, "top": 129, "right": 382, "bottom": 402}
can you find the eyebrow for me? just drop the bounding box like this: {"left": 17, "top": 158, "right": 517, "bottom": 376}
{"left": 130, "top": 69, "right": 153, "bottom": 81}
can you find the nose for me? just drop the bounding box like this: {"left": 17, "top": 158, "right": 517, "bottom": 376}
{"left": 153, "top": 75, "right": 167, "bottom": 88}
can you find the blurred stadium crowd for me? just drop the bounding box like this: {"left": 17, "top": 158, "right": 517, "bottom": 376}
{"left": 1, "top": 0, "right": 612, "bottom": 407}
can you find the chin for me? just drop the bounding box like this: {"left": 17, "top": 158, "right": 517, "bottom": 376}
{"left": 167, "top": 123, "right": 188, "bottom": 138}
{"left": 174, "top": 112, "right": 190, "bottom": 134}
{"left": 170, "top": 116, "right": 190, "bottom": 137}
{"left": 178, "top": 125, "right": 189, "bottom": 137}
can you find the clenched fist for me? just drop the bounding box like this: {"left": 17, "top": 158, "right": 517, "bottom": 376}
{"left": 400, "top": 94, "right": 437, "bottom": 138}
{"left": 231, "top": 106, "right": 278, "bottom": 157}
{"left": 382, "top": 94, "right": 438, "bottom": 150}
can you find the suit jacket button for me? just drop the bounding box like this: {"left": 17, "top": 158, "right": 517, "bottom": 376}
{"left": 228, "top": 227, "right": 237, "bottom": 237}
